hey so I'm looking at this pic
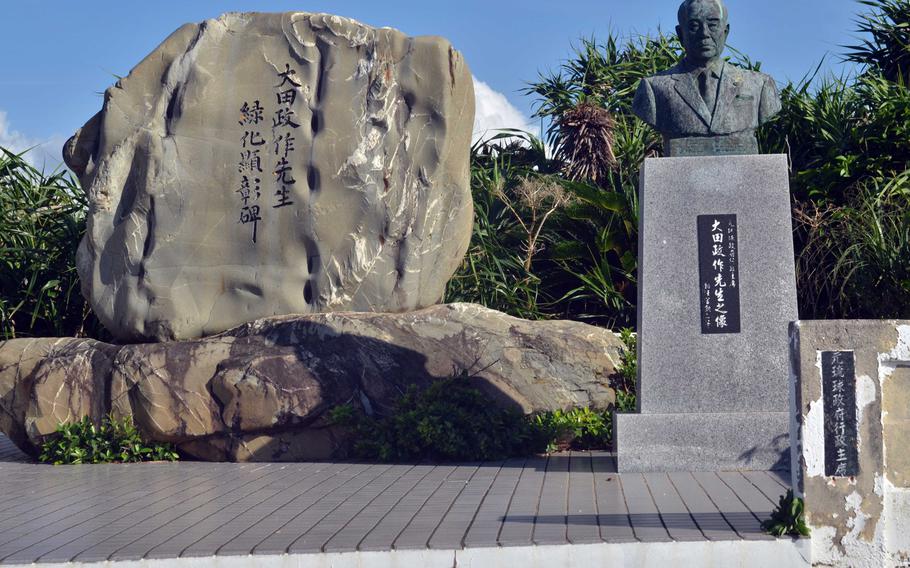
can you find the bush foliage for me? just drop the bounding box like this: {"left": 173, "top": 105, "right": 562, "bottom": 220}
{"left": 447, "top": 0, "right": 910, "bottom": 324}
{"left": 329, "top": 372, "right": 541, "bottom": 461}
{"left": 39, "top": 415, "right": 179, "bottom": 465}
{"left": 331, "top": 329, "right": 636, "bottom": 462}
{"left": 0, "top": 149, "right": 104, "bottom": 340}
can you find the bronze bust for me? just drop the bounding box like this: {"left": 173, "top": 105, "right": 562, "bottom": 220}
{"left": 633, "top": 0, "right": 781, "bottom": 156}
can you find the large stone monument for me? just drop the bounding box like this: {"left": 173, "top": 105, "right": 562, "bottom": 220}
{"left": 0, "top": 12, "right": 626, "bottom": 461}
{"left": 615, "top": 0, "right": 796, "bottom": 471}
{"left": 64, "top": 12, "right": 475, "bottom": 342}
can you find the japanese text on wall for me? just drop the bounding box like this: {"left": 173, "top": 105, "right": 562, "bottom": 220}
{"left": 821, "top": 350, "right": 859, "bottom": 477}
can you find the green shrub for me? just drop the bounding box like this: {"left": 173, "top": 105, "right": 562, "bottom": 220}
{"left": 614, "top": 328, "right": 637, "bottom": 413}
{"left": 39, "top": 415, "right": 179, "bottom": 465}
{"left": 533, "top": 407, "right": 612, "bottom": 453}
{"left": 444, "top": 134, "right": 556, "bottom": 320}
{"left": 762, "top": 490, "right": 811, "bottom": 537}
{"left": 330, "top": 372, "right": 542, "bottom": 462}
{"left": 449, "top": 1, "right": 910, "bottom": 325}
{"left": 759, "top": 1, "right": 910, "bottom": 320}
{"left": 331, "top": 359, "right": 643, "bottom": 461}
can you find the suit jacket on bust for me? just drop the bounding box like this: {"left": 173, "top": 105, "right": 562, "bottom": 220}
{"left": 633, "top": 60, "right": 781, "bottom": 138}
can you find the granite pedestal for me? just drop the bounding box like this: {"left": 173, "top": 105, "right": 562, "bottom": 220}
{"left": 615, "top": 154, "right": 797, "bottom": 472}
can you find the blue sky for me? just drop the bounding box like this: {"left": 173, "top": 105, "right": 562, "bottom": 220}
{"left": 0, "top": 0, "right": 862, "bottom": 167}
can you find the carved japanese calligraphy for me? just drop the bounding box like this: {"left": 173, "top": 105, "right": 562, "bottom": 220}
{"left": 63, "top": 12, "right": 475, "bottom": 341}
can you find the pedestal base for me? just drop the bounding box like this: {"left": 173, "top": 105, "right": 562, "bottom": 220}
{"left": 615, "top": 152, "right": 797, "bottom": 473}
{"left": 615, "top": 411, "right": 790, "bottom": 472}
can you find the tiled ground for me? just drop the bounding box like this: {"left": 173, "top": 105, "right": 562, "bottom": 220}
{"left": 0, "top": 434, "right": 789, "bottom": 565}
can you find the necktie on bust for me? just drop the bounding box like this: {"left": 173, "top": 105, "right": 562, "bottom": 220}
{"left": 698, "top": 70, "right": 717, "bottom": 115}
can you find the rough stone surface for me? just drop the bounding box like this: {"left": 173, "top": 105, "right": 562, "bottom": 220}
{"left": 790, "top": 320, "right": 910, "bottom": 568}
{"left": 0, "top": 304, "right": 622, "bottom": 461}
{"left": 63, "top": 12, "right": 475, "bottom": 342}
{"left": 615, "top": 155, "right": 797, "bottom": 472}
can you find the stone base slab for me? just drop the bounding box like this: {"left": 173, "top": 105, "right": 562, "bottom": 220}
{"left": 615, "top": 411, "right": 790, "bottom": 472}
{"left": 0, "top": 303, "right": 622, "bottom": 462}
{"left": 0, "top": 539, "right": 812, "bottom": 568}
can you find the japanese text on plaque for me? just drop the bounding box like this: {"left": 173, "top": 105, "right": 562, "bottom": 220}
{"left": 697, "top": 214, "right": 741, "bottom": 334}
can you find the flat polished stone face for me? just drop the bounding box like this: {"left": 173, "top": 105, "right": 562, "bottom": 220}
{"left": 637, "top": 155, "right": 796, "bottom": 414}
{"left": 616, "top": 154, "right": 797, "bottom": 472}
{"left": 665, "top": 132, "right": 758, "bottom": 157}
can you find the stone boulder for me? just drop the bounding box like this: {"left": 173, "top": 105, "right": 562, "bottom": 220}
{"left": 0, "top": 304, "right": 624, "bottom": 462}
{"left": 64, "top": 12, "right": 475, "bottom": 342}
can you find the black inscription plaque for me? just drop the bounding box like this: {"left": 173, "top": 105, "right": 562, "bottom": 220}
{"left": 822, "top": 350, "right": 859, "bottom": 477}
{"left": 697, "top": 214, "right": 741, "bottom": 334}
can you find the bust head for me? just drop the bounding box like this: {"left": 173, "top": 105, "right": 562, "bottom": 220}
{"left": 676, "top": 0, "right": 729, "bottom": 67}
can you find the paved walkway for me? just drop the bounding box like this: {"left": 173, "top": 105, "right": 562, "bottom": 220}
{"left": 0, "top": 434, "right": 799, "bottom": 566}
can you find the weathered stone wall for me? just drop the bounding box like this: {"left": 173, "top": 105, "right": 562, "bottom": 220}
{"left": 790, "top": 320, "right": 910, "bottom": 567}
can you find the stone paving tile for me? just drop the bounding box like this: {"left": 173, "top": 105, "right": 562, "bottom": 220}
{"left": 667, "top": 472, "right": 739, "bottom": 541}
{"left": 178, "top": 462, "right": 325, "bottom": 558}
{"left": 427, "top": 461, "right": 502, "bottom": 550}
{"left": 767, "top": 468, "right": 791, "bottom": 489}
{"left": 692, "top": 471, "right": 775, "bottom": 541}
{"left": 461, "top": 458, "right": 525, "bottom": 548}
{"left": 357, "top": 465, "right": 455, "bottom": 552}
{"left": 0, "top": 464, "right": 252, "bottom": 564}
{"left": 0, "top": 464, "right": 206, "bottom": 547}
{"left": 0, "top": 438, "right": 29, "bottom": 464}
{"left": 621, "top": 473, "right": 672, "bottom": 542}
{"left": 393, "top": 463, "right": 480, "bottom": 550}
{"left": 591, "top": 452, "right": 636, "bottom": 543}
{"left": 643, "top": 473, "right": 704, "bottom": 541}
{"left": 191, "top": 461, "right": 358, "bottom": 560}
{"left": 251, "top": 463, "right": 389, "bottom": 556}
{"left": 532, "top": 455, "right": 569, "bottom": 545}
{"left": 742, "top": 471, "right": 790, "bottom": 503}
{"left": 717, "top": 472, "right": 778, "bottom": 526}
{"left": 74, "top": 463, "right": 311, "bottom": 563}
{"left": 0, "top": 467, "right": 139, "bottom": 526}
{"left": 0, "top": 434, "right": 793, "bottom": 564}
{"left": 322, "top": 464, "right": 436, "bottom": 553}
{"left": 497, "top": 456, "right": 547, "bottom": 547}
{"left": 288, "top": 464, "right": 416, "bottom": 554}
{"left": 565, "top": 452, "right": 599, "bottom": 545}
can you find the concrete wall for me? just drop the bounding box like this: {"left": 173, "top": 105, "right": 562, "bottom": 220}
{"left": 790, "top": 320, "right": 910, "bottom": 567}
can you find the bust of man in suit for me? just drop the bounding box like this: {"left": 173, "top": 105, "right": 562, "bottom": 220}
{"left": 633, "top": 0, "right": 781, "bottom": 156}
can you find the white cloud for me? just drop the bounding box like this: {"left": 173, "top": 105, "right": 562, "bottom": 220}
{"left": 0, "top": 110, "right": 67, "bottom": 171}
{"left": 472, "top": 76, "right": 540, "bottom": 144}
